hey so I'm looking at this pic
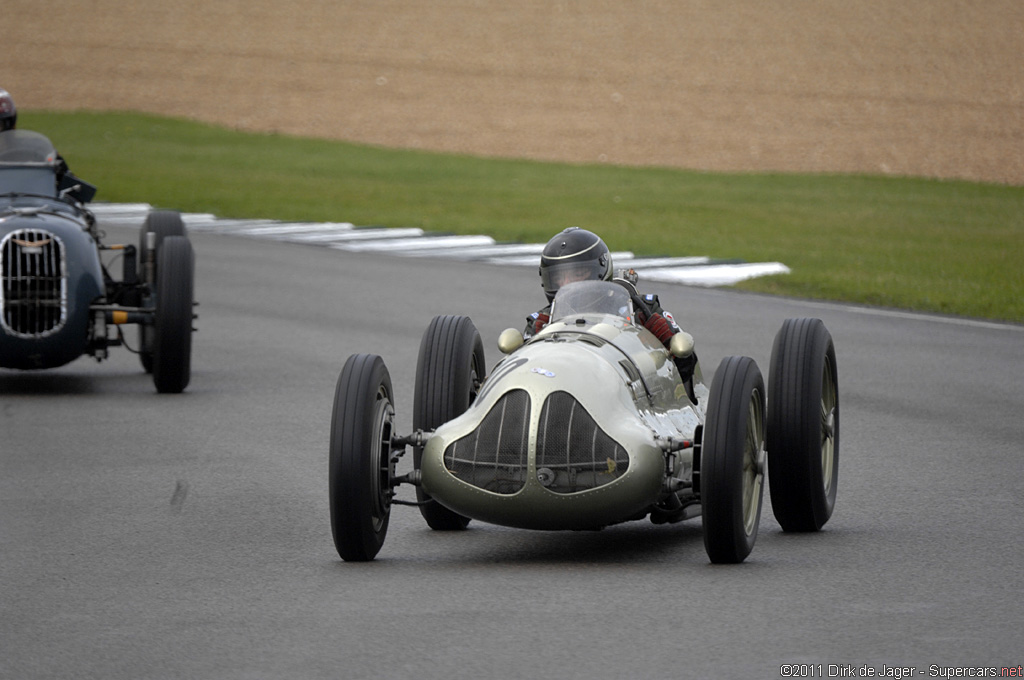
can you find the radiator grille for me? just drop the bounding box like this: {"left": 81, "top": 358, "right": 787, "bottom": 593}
{"left": 536, "top": 391, "right": 629, "bottom": 494}
{"left": 1, "top": 229, "right": 67, "bottom": 337}
{"left": 444, "top": 389, "right": 530, "bottom": 495}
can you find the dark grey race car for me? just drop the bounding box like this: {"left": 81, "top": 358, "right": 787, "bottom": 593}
{"left": 0, "top": 129, "right": 196, "bottom": 393}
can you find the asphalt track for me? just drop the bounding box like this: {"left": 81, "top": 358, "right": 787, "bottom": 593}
{"left": 2, "top": 217, "right": 1022, "bottom": 679}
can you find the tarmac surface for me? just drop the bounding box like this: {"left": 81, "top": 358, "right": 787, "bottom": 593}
{"left": 2, "top": 217, "right": 1022, "bottom": 678}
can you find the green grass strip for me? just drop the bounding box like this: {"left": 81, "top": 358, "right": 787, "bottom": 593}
{"left": 23, "top": 110, "right": 1024, "bottom": 323}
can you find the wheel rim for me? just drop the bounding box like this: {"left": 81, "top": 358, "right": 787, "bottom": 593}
{"left": 370, "top": 387, "right": 395, "bottom": 532}
{"left": 742, "top": 387, "right": 766, "bottom": 536}
{"left": 820, "top": 361, "right": 837, "bottom": 495}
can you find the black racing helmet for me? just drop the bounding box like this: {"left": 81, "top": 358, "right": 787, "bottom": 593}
{"left": 539, "top": 227, "right": 613, "bottom": 301}
{"left": 0, "top": 89, "right": 16, "bottom": 131}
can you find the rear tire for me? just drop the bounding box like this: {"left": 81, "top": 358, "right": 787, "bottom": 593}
{"left": 139, "top": 210, "right": 187, "bottom": 258}
{"left": 767, "top": 318, "right": 839, "bottom": 532}
{"left": 152, "top": 236, "right": 194, "bottom": 394}
{"left": 330, "top": 354, "right": 395, "bottom": 562}
{"left": 701, "top": 356, "right": 767, "bottom": 564}
{"left": 413, "top": 315, "right": 486, "bottom": 530}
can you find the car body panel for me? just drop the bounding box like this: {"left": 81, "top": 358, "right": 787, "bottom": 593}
{"left": 0, "top": 208, "right": 103, "bottom": 368}
{"left": 420, "top": 281, "right": 707, "bottom": 530}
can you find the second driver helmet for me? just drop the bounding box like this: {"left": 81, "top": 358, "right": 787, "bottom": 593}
{"left": 539, "top": 227, "right": 613, "bottom": 301}
{"left": 0, "top": 89, "right": 16, "bottom": 131}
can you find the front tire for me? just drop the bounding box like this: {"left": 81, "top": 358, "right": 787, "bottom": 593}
{"left": 767, "top": 318, "right": 839, "bottom": 532}
{"left": 413, "top": 315, "right": 486, "bottom": 530}
{"left": 139, "top": 211, "right": 188, "bottom": 373}
{"left": 330, "top": 354, "right": 395, "bottom": 562}
{"left": 152, "top": 236, "right": 194, "bottom": 394}
{"left": 701, "top": 356, "right": 767, "bottom": 564}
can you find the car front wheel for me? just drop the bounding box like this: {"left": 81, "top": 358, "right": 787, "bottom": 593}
{"left": 152, "top": 236, "right": 194, "bottom": 394}
{"left": 329, "top": 353, "right": 395, "bottom": 562}
{"left": 138, "top": 210, "right": 187, "bottom": 373}
{"left": 701, "top": 355, "right": 767, "bottom": 564}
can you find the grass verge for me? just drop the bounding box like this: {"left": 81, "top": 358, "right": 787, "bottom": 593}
{"left": 24, "top": 110, "right": 1024, "bottom": 323}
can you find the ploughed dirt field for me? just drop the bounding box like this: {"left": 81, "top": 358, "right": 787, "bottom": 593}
{"left": 4, "top": 0, "right": 1022, "bottom": 184}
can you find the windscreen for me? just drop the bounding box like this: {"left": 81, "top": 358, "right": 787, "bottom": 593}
{"left": 549, "top": 280, "right": 633, "bottom": 322}
{"left": 0, "top": 130, "right": 59, "bottom": 165}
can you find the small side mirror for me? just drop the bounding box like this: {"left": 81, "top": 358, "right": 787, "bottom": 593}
{"left": 669, "top": 331, "right": 694, "bottom": 359}
{"left": 58, "top": 173, "right": 97, "bottom": 203}
{"left": 498, "top": 328, "right": 525, "bottom": 354}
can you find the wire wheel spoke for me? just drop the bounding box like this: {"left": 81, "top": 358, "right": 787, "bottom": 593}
{"left": 742, "top": 392, "right": 765, "bottom": 536}
{"left": 820, "top": 364, "right": 836, "bottom": 494}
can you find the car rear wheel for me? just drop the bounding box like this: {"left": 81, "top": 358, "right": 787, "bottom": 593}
{"left": 701, "top": 355, "right": 767, "bottom": 564}
{"left": 152, "top": 236, "right": 194, "bottom": 394}
{"left": 413, "top": 315, "right": 486, "bottom": 530}
{"left": 767, "top": 317, "right": 839, "bottom": 532}
{"left": 138, "top": 211, "right": 187, "bottom": 373}
{"left": 330, "top": 354, "right": 395, "bottom": 562}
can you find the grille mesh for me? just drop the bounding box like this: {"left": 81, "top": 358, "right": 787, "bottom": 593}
{"left": 444, "top": 389, "right": 531, "bottom": 495}
{"left": 536, "top": 391, "right": 629, "bottom": 494}
{"left": 1, "top": 229, "right": 66, "bottom": 337}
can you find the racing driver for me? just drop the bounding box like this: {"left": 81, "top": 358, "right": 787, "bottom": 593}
{"left": 0, "top": 88, "right": 73, "bottom": 187}
{"left": 524, "top": 227, "right": 698, "bottom": 389}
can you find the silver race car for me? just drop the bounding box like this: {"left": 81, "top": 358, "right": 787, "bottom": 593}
{"left": 329, "top": 279, "right": 839, "bottom": 563}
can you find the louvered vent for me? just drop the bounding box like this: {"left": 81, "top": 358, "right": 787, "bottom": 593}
{"left": 1, "top": 229, "right": 67, "bottom": 337}
{"left": 536, "top": 391, "right": 629, "bottom": 494}
{"left": 444, "top": 389, "right": 531, "bottom": 495}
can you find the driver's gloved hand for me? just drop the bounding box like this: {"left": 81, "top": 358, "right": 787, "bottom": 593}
{"left": 644, "top": 312, "right": 675, "bottom": 345}
{"left": 533, "top": 312, "right": 550, "bottom": 334}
